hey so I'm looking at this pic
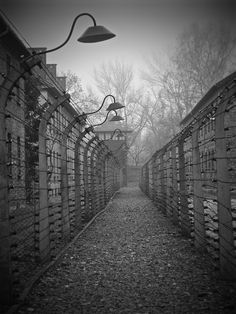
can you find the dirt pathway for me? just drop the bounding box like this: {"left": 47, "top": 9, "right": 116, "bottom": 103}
{"left": 17, "top": 187, "right": 236, "bottom": 313}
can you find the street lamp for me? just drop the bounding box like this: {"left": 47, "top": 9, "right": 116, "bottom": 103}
{"left": 85, "top": 110, "right": 124, "bottom": 133}
{"left": 80, "top": 94, "right": 124, "bottom": 118}
{"left": 22, "top": 13, "right": 115, "bottom": 61}
{"left": 95, "top": 110, "right": 124, "bottom": 126}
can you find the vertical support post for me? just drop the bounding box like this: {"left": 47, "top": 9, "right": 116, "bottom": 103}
{"left": 74, "top": 136, "right": 82, "bottom": 229}
{"left": 166, "top": 148, "right": 172, "bottom": 217}
{"left": 93, "top": 143, "right": 105, "bottom": 212}
{"left": 192, "top": 120, "right": 206, "bottom": 249}
{"left": 178, "top": 135, "right": 191, "bottom": 236}
{"left": 215, "top": 93, "right": 236, "bottom": 279}
{"left": 171, "top": 142, "right": 179, "bottom": 224}
{"left": 160, "top": 152, "right": 166, "bottom": 215}
{"left": 60, "top": 133, "right": 70, "bottom": 237}
{"left": 38, "top": 119, "right": 51, "bottom": 261}
{"left": 38, "top": 95, "right": 69, "bottom": 261}
{"left": 83, "top": 136, "right": 96, "bottom": 218}
{"left": 152, "top": 154, "right": 157, "bottom": 205}
{"left": 90, "top": 139, "right": 99, "bottom": 215}
{"left": 102, "top": 148, "right": 108, "bottom": 205}
{"left": 74, "top": 128, "right": 88, "bottom": 229}
{"left": 0, "top": 75, "right": 15, "bottom": 304}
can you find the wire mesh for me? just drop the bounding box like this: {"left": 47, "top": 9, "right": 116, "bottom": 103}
{"left": 0, "top": 53, "right": 121, "bottom": 303}
{"left": 140, "top": 80, "right": 236, "bottom": 277}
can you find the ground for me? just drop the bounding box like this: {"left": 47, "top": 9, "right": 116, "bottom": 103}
{"left": 16, "top": 187, "right": 236, "bottom": 314}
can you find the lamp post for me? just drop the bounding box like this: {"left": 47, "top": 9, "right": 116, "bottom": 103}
{"left": 85, "top": 110, "right": 124, "bottom": 133}
{"left": 74, "top": 94, "right": 124, "bottom": 132}
{"left": 79, "top": 94, "right": 124, "bottom": 121}
{"left": 22, "top": 13, "right": 116, "bottom": 61}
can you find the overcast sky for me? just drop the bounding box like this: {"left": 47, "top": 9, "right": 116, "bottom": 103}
{"left": 1, "top": 0, "right": 235, "bottom": 89}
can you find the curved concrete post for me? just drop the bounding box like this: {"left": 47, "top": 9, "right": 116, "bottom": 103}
{"left": 90, "top": 138, "right": 100, "bottom": 215}
{"left": 60, "top": 116, "right": 83, "bottom": 237}
{"left": 92, "top": 142, "right": 105, "bottom": 213}
{"left": 74, "top": 129, "right": 88, "bottom": 228}
{"left": 95, "top": 143, "right": 108, "bottom": 210}
{"left": 171, "top": 141, "right": 179, "bottom": 224}
{"left": 192, "top": 119, "right": 206, "bottom": 249}
{"left": 83, "top": 136, "right": 98, "bottom": 217}
{"left": 178, "top": 132, "right": 191, "bottom": 236}
{"left": 159, "top": 151, "right": 166, "bottom": 214}
{"left": 166, "top": 147, "right": 173, "bottom": 217}
{"left": 101, "top": 144, "right": 110, "bottom": 205}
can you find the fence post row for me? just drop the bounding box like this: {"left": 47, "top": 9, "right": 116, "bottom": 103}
{"left": 0, "top": 61, "right": 122, "bottom": 303}
{"left": 140, "top": 78, "right": 236, "bottom": 279}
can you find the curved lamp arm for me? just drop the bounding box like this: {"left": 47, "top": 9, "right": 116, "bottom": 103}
{"left": 22, "top": 13, "right": 96, "bottom": 61}
{"left": 93, "top": 110, "right": 114, "bottom": 127}
{"left": 82, "top": 94, "right": 115, "bottom": 116}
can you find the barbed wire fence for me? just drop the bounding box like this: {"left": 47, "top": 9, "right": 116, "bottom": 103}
{"left": 140, "top": 79, "right": 236, "bottom": 279}
{"left": 0, "top": 50, "right": 122, "bottom": 306}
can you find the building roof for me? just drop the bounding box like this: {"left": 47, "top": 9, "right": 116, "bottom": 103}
{"left": 94, "top": 120, "right": 132, "bottom": 133}
{"left": 180, "top": 71, "right": 236, "bottom": 127}
{"left": 0, "top": 13, "right": 31, "bottom": 60}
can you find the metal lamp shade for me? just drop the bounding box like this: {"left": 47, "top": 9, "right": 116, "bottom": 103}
{"left": 109, "top": 115, "right": 124, "bottom": 122}
{"left": 106, "top": 102, "right": 124, "bottom": 111}
{"left": 78, "top": 25, "right": 116, "bottom": 43}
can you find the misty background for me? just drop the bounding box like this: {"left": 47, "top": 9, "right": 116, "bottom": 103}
{"left": 1, "top": 0, "right": 236, "bottom": 165}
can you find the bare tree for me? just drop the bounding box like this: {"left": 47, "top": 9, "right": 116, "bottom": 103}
{"left": 142, "top": 21, "right": 236, "bottom": 148}
{"left": 128, "top": 141, "right": 147, "bottom": 166}
{"left": 174, "top": 23, "right": 236, "bottom": 99}
{"left": 93, "top": 60, "right": 148, "bottom": 151}
{"left": 60, "top": 70, "right": 104, "bottom": 124}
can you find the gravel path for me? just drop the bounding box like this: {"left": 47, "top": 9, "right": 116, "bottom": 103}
{"left": 17, "top": 187, "right": 236, "bottom": 314}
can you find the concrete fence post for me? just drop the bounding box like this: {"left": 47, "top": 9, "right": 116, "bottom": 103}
{"left": 160, "top": 151, "right": 167, "bottom": 215}
{"left": 192, "top": 120, "right": 206, "bottom": 249}
{"left": 171, "top": 142, "right": 179, "bottom": 224}
{"left": 178, "top": 134, "right": 191, "bottom": 236}
{"left": 90, "top": 138, "right": 100, "bottom": 215}
{"left": 60, "top": 117, "right": 83, "bottom": 237}
{"left": 38, "top": 94, "right": 70, "bottom": 261}
{"left": 166, "top": 148, "right": 173, "bottom": 217}
{"left": 83, "top": 136, "right": 97, "bottom": 218}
